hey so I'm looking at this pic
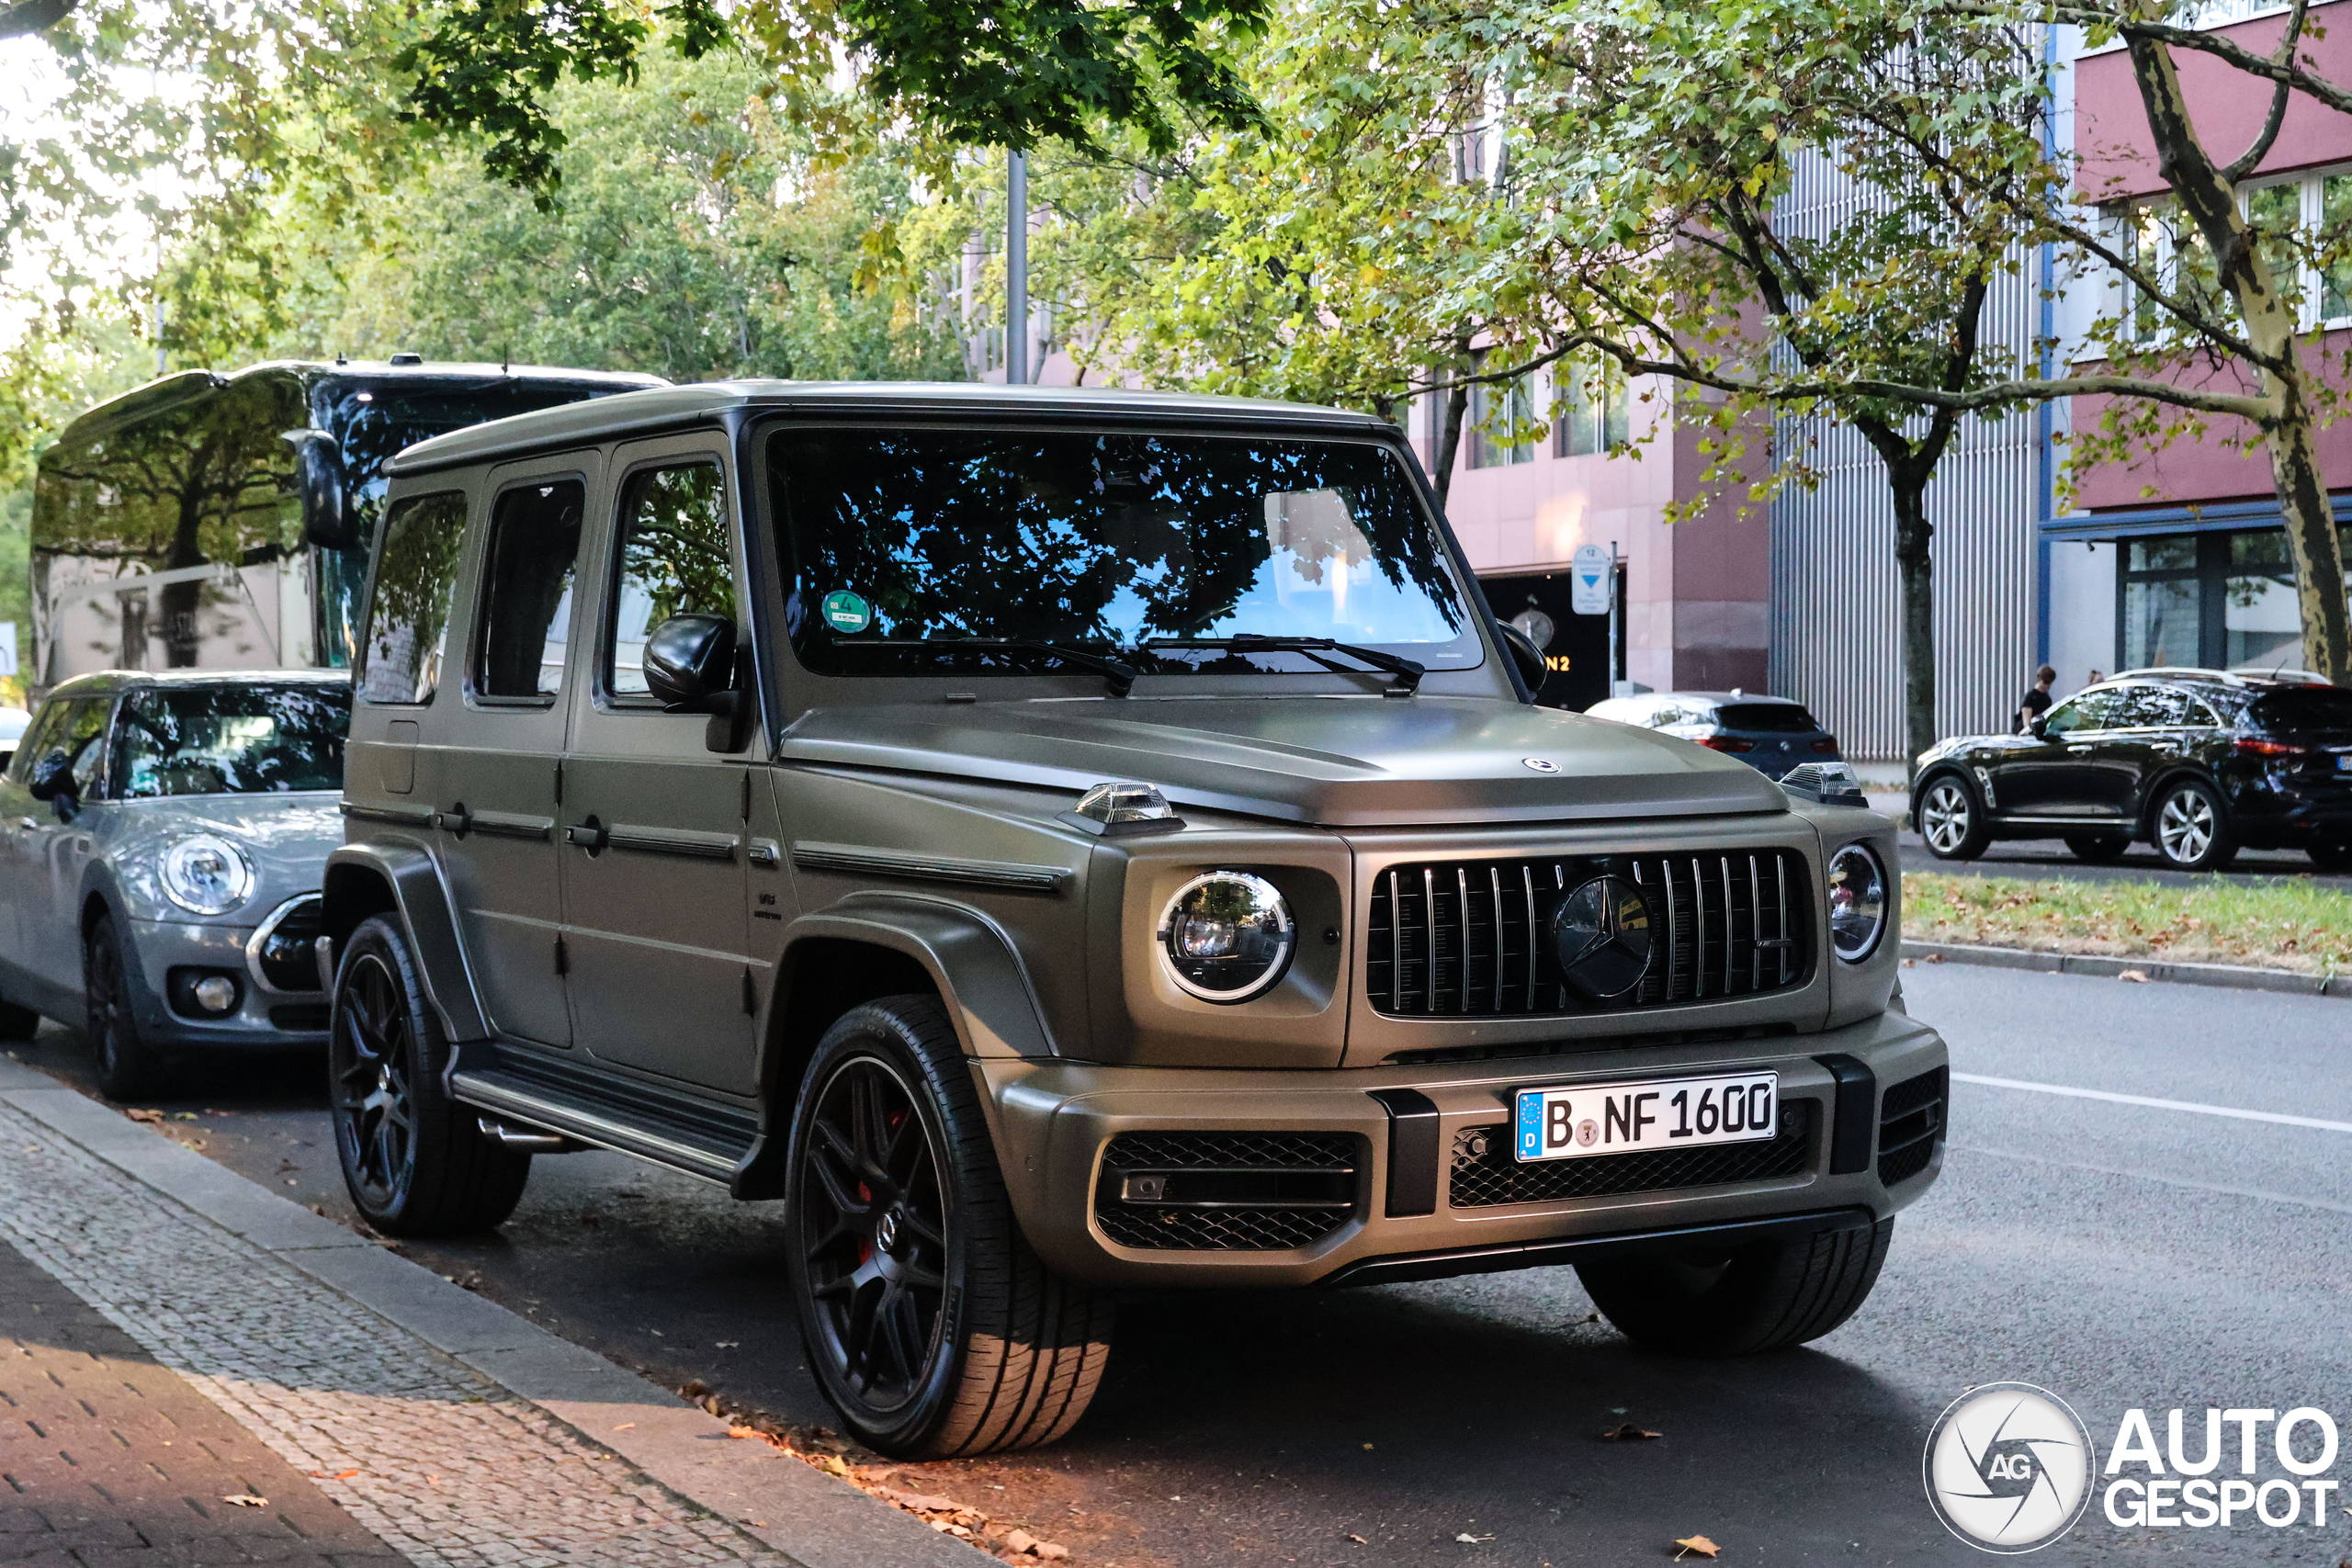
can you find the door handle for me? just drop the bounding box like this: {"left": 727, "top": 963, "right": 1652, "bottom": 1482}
{"left": 563, "top": 818, "right": 607, "bottom": 852}
{"left": 2067, "top": 744, "right": 2094, "bottom": 754}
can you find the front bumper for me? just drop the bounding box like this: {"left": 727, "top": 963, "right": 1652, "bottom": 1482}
{"left": 978, "top": 1008, "right": 1945, "bottom": 1288}
{"left": 128, "top": 919, "right": 330, "bottom": 1047}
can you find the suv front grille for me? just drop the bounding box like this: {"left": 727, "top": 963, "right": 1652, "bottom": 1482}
{"left": 1367, "top": 851, "right": 1808, "bottom": 1018}
{"left": 1447, "top": 1100, "right": 1814, "bottom": 1208}
{"left": 1093, "top": 1132, "right": 1359, "bottom": 1251}
{"left": 1877, "top": 1066, "right": 1947, "bottom": 1186}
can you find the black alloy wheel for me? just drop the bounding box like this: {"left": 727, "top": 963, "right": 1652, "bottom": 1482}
{"left": 328, "top": 916, "right": 531, "bottom": 1235}
{"left": 786, "top": 995, "right": 1114, "bottom": 1458}
{"left": 796, "top": 1053, "right": 951, "bottom": 1416}
{"left": 1917, "top": 773, "right": 1990, "bottom": 861}
{"left": 85, "top": 915, "right": 160, "bottom": 1099}
{"left": 2063, "top": 831, "right": 2131, "bottom": 864}
{"left": 2151, "top": 778, "right": 2237, "bottom": 872}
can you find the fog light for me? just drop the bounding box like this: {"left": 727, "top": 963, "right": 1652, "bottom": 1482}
{"left": 192, "top": 975, "right": 239, "bottom": 1014}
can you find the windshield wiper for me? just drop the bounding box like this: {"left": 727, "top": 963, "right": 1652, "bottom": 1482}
{"left": 867, "top": 637, "right": 1138, "bottom": 697}
{"left": 1144, "top": 634, "right": 1425, "bottom": 694}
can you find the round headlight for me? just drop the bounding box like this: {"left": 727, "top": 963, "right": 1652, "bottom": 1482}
{"left": 161, "top": 834, "right": 254, "bottom": 916}
{"left": 1826, "top": 843, "right": 1887, "bottom": 963}
{"left": 1157, "top": 871, "right": 1295, "bottom": 1003}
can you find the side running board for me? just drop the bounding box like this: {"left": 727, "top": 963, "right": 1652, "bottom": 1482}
{"left": 448, "top": 1063, "right": 756, "bottom": 1187}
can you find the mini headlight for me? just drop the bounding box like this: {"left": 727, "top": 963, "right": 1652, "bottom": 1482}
{"left": 1157, "top": 871, "right": 1295, "bottom": 1003}
{"left": 161, "top": 834, "right": 254, "bottom": 916}
{"left": 1826, "top": 842, "right": 1887, "bottom": 963}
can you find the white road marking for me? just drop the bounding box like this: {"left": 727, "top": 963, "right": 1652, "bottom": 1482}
{"left": 1952, "top": 1071, "right": 2352, "bottom": 1134}
{"left": 1951, "top": 1144, "right": 2352, "bottom": 1216}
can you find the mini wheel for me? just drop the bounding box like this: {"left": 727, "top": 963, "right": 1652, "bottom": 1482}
{"left": 85, "top": 914, "right": 163, "bottom": 1099}
{"left": 329, "top": 916, "right": 531, "bottom": 1235}
{"left": 2151, "top": 779, "right": 2236, "bottom": 872}
{"left": 1916, "top": 774, "right": 1989, "bottom": 861}
{"left": 786, "top": 994, "right": 1113, "bottom": 1458}
{"left": 1577, "top": 1216, "right": 1894, "bottom": 1356}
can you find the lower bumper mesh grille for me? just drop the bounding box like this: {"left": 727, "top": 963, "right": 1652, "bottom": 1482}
{"left": 1093, "top": 1131, "right": 1360, "bottom": 1252}
{"left": 1447, "top": 1101, "right": 1815, "bottom": 1209}
{"left": 1876, "top": 1066, "right": 1947, "bottom": 1186}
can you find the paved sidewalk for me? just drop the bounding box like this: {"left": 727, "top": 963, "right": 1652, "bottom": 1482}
{"left": 0, "top": 1235, "right": 408, "bottom": 1565}
{"left": 0, "top": 1058, "right": 983, "bottom": 1568}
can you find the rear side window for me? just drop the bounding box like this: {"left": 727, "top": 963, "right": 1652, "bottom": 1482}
{"left": 606, "top": 463, "right": 734, "bottom": 700}
{"left": 475, "top": 479, "right": 586, "bottom": 701}
{"left": 6, "top": 698, "right": 75, "bottom": 784}
{"left": 360, "top": 491, "right": 469, "bottom": 705}
{"left": 2109, "top": 684, "right": 2188, "bottom": 728}
{"left": 1716, "top": 703, "right": 1817, "bottom": 733}
{"left": 2249, "top": 687, "right": 2352, "bottom": 737}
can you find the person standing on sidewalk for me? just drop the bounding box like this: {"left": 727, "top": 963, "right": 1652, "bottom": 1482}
{"left": 2017, "top": 664, "right": 2056, "bottom": 733}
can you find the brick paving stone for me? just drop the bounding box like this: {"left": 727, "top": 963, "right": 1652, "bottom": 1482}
{"left": 0, "top": 1102, "right": 799, "bottom": 1568}
{"left": 0, "top": 1234, "right": 403, "bottom": 1566}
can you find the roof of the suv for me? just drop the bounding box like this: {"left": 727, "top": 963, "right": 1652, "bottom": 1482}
{"left": 44, "top": 669, "right": 353, "bottom": 699}
{"left": 386, "top": 380, "right": 1400, "bottom": 476}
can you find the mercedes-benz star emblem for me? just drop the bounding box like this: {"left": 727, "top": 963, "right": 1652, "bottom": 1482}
{"left": 1521, "top": 757, "right": 1560, "bottom": 773}
{"left": 1550, "top": 875, "right": 1654, "bottom": 999}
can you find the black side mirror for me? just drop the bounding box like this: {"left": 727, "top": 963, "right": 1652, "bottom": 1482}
{"left": 283, "top": 431, "right": 354, "bottom": 550}
{"left": 1496, "top": 620, "right": 1549, "bottom": 693}
{"left": 27, "top": 750, "right": 75, "bottom": 816}
{"left": 2029, "top": 717, "right": 2048, "bottom": 740}
{"left": 643, "top": 614, "right": 749, "bottom": 751}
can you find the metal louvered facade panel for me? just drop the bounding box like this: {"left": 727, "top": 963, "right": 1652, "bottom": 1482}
{"left": 1767, "top": 142, "right": 2050, "bottom": 763}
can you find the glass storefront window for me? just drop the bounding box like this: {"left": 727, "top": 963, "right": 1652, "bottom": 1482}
{"left": 2116, "top": 525, "right": 2352, "bottom": 674}
{"left": 2123, "top": 577, "right": 2200, "bottom": 669}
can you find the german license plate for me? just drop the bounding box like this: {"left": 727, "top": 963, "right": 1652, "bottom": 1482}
{"left": 2337, "top": 753, "right": 2352, "bottom": 772}
{"left": 1513, "top": 1072, "right": 1779, "bottom": 1163}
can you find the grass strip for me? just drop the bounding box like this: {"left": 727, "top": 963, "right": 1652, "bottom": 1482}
{"left": 1903, "top": 872, "right": 2352, "bottom": 976}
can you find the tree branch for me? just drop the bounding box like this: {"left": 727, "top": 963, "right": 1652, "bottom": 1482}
{"left": 2221, "top": 0, "right": 2307, "bottom": 183}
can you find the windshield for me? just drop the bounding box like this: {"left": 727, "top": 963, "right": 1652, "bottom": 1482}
{"left": 2249, "top": 686, "right": 2352, "bottom": 737}
{"left": 769, "top": 427, "right": 1479, "bottom": 680}
{"left": 113, "top": 684, "right": 352, "bottom": 797}
{"left": 316, "top": 378, "right": 636, "bottom": 668}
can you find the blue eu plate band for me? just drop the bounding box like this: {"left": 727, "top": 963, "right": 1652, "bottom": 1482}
{"left": 1366, "top": 1088, "right": 1441, "bottom": 1217}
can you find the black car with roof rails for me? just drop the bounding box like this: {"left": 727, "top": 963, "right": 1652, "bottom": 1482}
{"left": 1911, "top": 668, "right": 2352, "bottom": 872}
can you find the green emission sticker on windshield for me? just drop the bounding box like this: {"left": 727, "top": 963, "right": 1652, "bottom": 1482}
{"left": 820, "top": 590, "right": 872, "bottom": 634}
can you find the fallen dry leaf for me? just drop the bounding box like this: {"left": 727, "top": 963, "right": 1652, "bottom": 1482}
{"left": 221, "top": 1494, "right": 268, "bottom": 1507}
{"left": 126, "top": 1109, "right": 164, "bottom": 1124}
{"left": 1674, "top": 1535, "right": 1722, "bottom": 1560}
{"left": 1036, "top": 1547, "right": 1069, "bottom": 1562}
{"left": 307, "top": 1469, "right": 360, "bottom": 1481}
{"left": 611, "top": 1423, "right": 636, "bottom": 1431}
{"left": 1599, "top": 1423, "right": 1662, "bottom": 1441}
{"left": 1003, "top": 1529, "right": 1037, "bottom": 1552}
{"left": 172, "top": 1111, "right": 198, "bottom": 1121}
{"left": 1347, "top": 1534, "right": 1368, "bottom": 1544}
{"left": 1455, "top": 1531, "right": 1494, "bottom": 1542}
{"left": 2119, "top": 969, "right": 2150, "bottom": 983}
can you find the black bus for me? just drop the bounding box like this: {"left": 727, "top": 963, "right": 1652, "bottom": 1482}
{"left": 31, "top": 358, "right": 664, "bottom": 690}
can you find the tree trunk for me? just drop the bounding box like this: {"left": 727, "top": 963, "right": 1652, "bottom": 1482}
{"left": 2128, "top": 34, "right": 2352, "bottom": 682}
{"left": 1891, "top": 469, "right": 1938, "bottom": 775}
{"left": 1430, "top": 378, "right": 1470, "bottom": 512}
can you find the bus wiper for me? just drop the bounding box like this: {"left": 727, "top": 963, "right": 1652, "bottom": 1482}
{"left": 874, "top": 637, "right": 1138, "bottom": 697}
{"left": 1144, "top": 635, "right": 1425, "bottom": 693}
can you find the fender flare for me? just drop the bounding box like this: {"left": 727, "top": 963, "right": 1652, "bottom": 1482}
{"left": 772, "top": 891, "right": 1058, "bottom": 1070}
{"left": 319, "top": 843, "right": 491, "bottom": 1043}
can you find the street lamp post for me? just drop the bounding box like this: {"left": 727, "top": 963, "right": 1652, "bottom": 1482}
{"left": 1006, "top": 151, "right": 1028, "bottom": 386}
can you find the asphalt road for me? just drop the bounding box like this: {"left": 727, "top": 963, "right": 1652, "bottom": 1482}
{"left": 10, "top": 964, "right": 2352, "bottom": 1565}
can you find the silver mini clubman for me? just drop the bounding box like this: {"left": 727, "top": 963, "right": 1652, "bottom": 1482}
{"left": 0, "top": 670, "right": 350, "bottom": 1095}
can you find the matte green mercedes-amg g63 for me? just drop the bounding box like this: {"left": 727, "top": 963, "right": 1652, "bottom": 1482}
{"left": 319, "top": 382, "right": 1946, "bottom": 1458}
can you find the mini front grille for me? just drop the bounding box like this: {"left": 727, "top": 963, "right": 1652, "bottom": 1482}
{"left": 1877, "top": 1066, "right": 1947, "bottom": 1187}
{"left": 1447, "top": 1100, "right": 1814, "bottom": 1209}
{"left": 1367, "top": 851, "right": 1809, "bottom": 1018}
{"left": 1093, "top": 1131, "right": 1359, "bottom": 1252}
{"left": 256, "top": 896, "right": 324, "bottom": 992}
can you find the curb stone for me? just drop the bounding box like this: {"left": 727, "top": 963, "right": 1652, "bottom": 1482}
{"left": 0, "top": 1055, "right": 989, "bottom": 1568}
{"left": 1901, "top": 939, "right": 2350, "bottom": 998}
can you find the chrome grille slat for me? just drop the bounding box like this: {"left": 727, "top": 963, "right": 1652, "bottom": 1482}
{"left": 1364, "top": 849, "right": 1809, "bottom": 1018}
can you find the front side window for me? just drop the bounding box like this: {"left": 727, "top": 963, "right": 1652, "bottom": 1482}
{"left": 114, "top": 684, "right": 352, "bottom": 797}
{"left": 2044, "top": 690, "right": 2122, "bottom": 736}
{"left": 359, "top": 491, "right": 469, "bottom": 705}
{"left": 475, "top": 480, "right": 586, "bottom": 701}
{"left": 607, "top": 463, "right": 734, "bottom": 698}
{"left": 769, "top": 427, "right": 1478, "bottom": 681}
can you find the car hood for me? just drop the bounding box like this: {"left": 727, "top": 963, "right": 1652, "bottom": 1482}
{"left": 778, "top": 696, "right": 1789, "bottom": 828}
{"left": 100, "top": 792, "right": 344, "bottom": 922}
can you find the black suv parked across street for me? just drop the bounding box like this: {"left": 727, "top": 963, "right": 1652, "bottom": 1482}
{"left": 1911, "top": 668, "right": 2352, "bottom": 871}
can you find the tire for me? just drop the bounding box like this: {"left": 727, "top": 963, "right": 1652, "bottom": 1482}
{"left": 1577, "top": 1216, "right": 1894, "bottom": 1357}
{"left": 85, "top": 916, "right": 164, "bottom": 1100}
{"left": 1915, "top": 773, "right": 1989, "bottom": 861}
{"left": 2308, "top": 840, "right": 2352, "bottom": 873}
{"left": 2062, "top": 831, "right": 2131, "bottom": 864}
{"left": 785, "top": 994, "right": 1114, "bottom": 1458}
{"left": 2150, "top": 779, "right": 2237, "bottom": 872}
{"left": 329, "top": 915, "right": 531, "bottom": 1235}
